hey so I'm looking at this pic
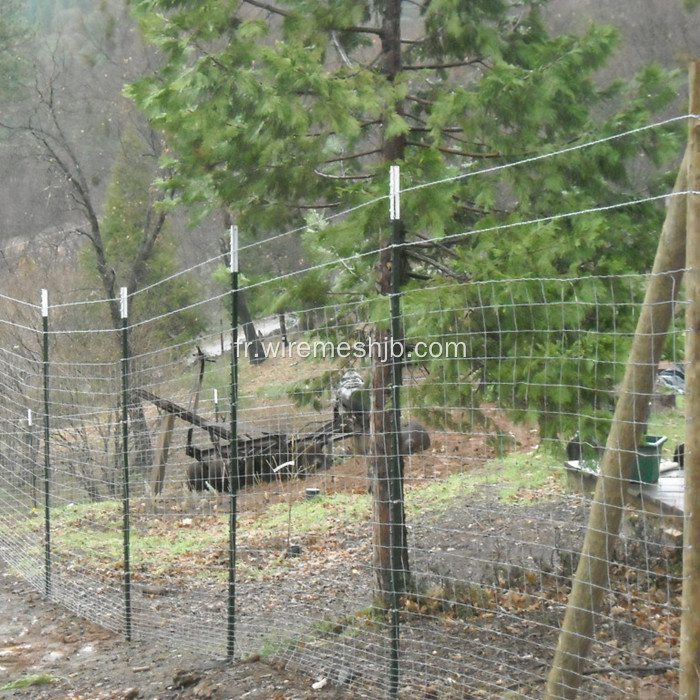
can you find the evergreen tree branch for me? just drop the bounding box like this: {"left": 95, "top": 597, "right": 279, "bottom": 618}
{"left": 412, "top": 233, "right": 461, "bottom": 259}
{"left": 243, "top": 0, "right": 383, "bottom": 36}
{"left": 405, "top": 249, "right": 471, "bottom": 281}
{"left": 323, "top": 148, "right": 383, "bottom": 163}
{"left": 405, "top": 139, "right": 500, "bottom": 158}
{"left": 403, "top": 58, "right": 485, "bottom": 71}
{"left": 313, "top": 170, "right": 373, "bottom": 181}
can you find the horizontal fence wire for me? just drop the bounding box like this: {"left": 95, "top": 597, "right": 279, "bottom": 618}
{"left": 0, "top": 120, "right": 688, "bottom": 699}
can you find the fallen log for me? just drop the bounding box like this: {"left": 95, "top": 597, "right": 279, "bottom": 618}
{"left": 134, "top": 388, "right": 231, "bottom": 441}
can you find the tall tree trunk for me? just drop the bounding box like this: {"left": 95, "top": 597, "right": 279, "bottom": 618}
{"left": 371, "top": 274, "right": 410, "bottom": 602}
{"left": 680, "top": 62, "right": 700, "bottom": 700}
{"left": 545, "top": 148, "right": 688, "bottom": 699}
{"left": 236, "top": 288, "right": 266, "bottom": 365}
{"left": 370, "top": 0, "right": 409, "bottom": 605}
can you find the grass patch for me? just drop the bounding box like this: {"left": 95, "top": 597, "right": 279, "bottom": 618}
{"left": 646, "top": 404, "right": 684, "bottom": 457}
{"left": 405, "top": 472, "right": 480, "bottom": 516}
{"left": 0, "top": 443, "right": 565, "bottom": 585}
{"left": 257, "top": 634, "right": 303, "bottom": 659}
{"left": 5, "top": 502, "right": 231, "bottom": 579}
{"left": 406, "top": 449, "right": 561, "bottom": 516}
{"left": 402, "top": 580, "right": 496, "bottom": 620}
{"left": 256, "top": 605, "right": 386, "bottom": 659}
{"left": 242, "top": 492, "right": 371, "bottom": 539}
{"left": 1, "top": 674, "right": 57, "bottom": 691}
{"left": 494, "top": 450, "right": 561, "bottom": 500}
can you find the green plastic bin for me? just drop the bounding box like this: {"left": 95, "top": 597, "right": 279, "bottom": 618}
{"left": 633, "top": 435, "right": 667, "bottom": 484}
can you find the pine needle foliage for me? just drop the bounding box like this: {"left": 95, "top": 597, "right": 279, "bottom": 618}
{"left": 127, "top": 0, "right": 683, "bottom": 439}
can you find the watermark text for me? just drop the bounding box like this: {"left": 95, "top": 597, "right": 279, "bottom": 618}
{"left": 238, "top": 336, "right": 466, "bottom": 362}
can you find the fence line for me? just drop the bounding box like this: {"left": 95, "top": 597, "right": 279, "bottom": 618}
{"left": 0, "top": 121, "right": 691, "bottom": 699}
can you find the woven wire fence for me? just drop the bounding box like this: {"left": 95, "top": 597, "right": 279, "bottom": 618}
{"left": 0, "top": 124, "right": 688, "bottom": 699}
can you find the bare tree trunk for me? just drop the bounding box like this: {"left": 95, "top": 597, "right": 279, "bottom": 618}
{"left": 369, "top": 0, "right": 410, "bottom": 606}
{"left": 9, "top": 88, "right": 161, "bottom": 480}
{"left": 236, "top": 288, "right": 267, "bottom": 365}
{"left": 545, "top": 148, "right": 688, "bottom": 698}
{"left": 680, "top": 61, "right": 700, "bottom": 700}
{"left": 371, "top": 327, "right": 410, "bottom": 603}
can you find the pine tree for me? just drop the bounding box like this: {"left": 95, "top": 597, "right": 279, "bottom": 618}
{"left": 129, "top": 0, "right": 681, "bottom": 431}
{"left": 128, "top": 0, "right": 683, "bottom": 601}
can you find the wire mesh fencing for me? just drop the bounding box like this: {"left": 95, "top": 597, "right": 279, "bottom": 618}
{"left": 0, "top": 122, "right": 690, "bottom": 699}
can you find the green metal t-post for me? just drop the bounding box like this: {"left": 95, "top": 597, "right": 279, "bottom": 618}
{"left": 388, "top": 165, "right": 405, "bottom": 699}
{"left": 227, "top": 225, "right": 240, "bottom": 661}
{"left": 120, "top": 287, "right": 132, "bottom": 642}
{"left": 41, "top": 290, "right": 51, "bottom": 598}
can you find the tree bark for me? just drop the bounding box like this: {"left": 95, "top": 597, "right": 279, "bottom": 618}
{"left": 236, "top": 288, "right": 267, "bottom": 365}
{"left": 371, "top": 315, "right": 410, "bottom": 601}
{"left": 680, "top": 61, "right": 700, "bottom": 700}
{"left": 380, "top": 0, "right": 405, "bottom": 162}
{"left": 545, "top": 147, "right": 689, "bottom": 699}
{"left": 369, "top": 0, "right": 410, "bottom": 606}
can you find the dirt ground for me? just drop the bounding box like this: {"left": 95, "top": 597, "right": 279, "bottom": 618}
{"left": 0, "top": 558, "right": 360, "bottom": 700}
{"left": 0, "top": 390, "right": 520, "bottom": 700}
{"left": 0, "top": 486, "right": 681, "bottom": 700}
